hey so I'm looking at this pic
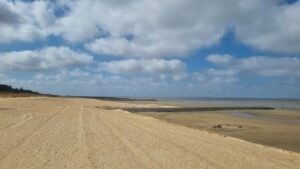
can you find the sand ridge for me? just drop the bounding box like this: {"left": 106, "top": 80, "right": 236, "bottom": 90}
{"left": 0, "top": 97, "right": 299, "bottom": 169}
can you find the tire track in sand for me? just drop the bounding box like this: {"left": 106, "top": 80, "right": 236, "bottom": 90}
{"left": 96, "top": 108, "right": 299, "bottom": 169}
{"left": 83, "top": 108, "right": 149, "bottom": 169}
{"left": 10, "top": 113, "right": 33, "bottom": 129}
{"left": 0, "top": 98, "right": 300, "bottom": 169}
{"left": 95, "top": 110, "right": 160, "bottom": 169}
{"left": 120, "top": 111, "right": 300, "bottom": 169}
{"left": 94, "top": 108, "right": 219, "bottom": 169}
{"left": 0, "top": 109, "right": 33, "bottom": 133}
{"left": 0, "top": 106, "right": 69, "bottom": 164}
{"left": 39, "top": 106, "right": 93, "bottom": 169}
{"left": 76, "top": 106, "right": 93, "bottom": 169}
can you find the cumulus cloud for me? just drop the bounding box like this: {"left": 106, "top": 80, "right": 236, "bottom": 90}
{"left": 206, "top": 54, "right": 233, "bottom": 64}
{"left": 0, "top": 47, "right": 93, "bottom": 72}
{"left": 192, "top": 68, "right": 239, "bottom": 87}
{"left": 61, "top": 0, "right": 300, "bottom": 56}
{"left": 2, "top": 69, "right": 173, "bottom": 96}
{"left": 206, "top": 68, "right": 238, "bottom": 77}
{"left": 34, "top": 69, "right": 91, "bottom": 83}
{"left": 0, "top": 2, "right": 21, "bottom": 25}
{"left": 235, "top": 1, "right": 300, "bottom": 54}
{"left": 0, "top": 0, "right": 55, "bottom": 42}
{"left": 1, "top": 0, "right": 300, "bottom": 98}
{"left": 76, "top": 0, "right": 233, "bottom": 58}
{"left": 32, "top": 69, "right": 132, "bottom": 88}
{"left": 99, "top": 59, "right": 186, "bottom": 76}
{"left": 1, "top": 0, "right": 300, "bottom": 56}
{"left": 206, "top": 54, "right": 300, "bottom": 77}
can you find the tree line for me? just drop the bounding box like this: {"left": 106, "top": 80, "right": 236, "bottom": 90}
{"left": 0, "top": 84, "right": 40, "bottom": 94}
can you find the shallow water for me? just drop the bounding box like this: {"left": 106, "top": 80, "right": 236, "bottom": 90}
{"left": 155, "top": 97, "right": 300, "bottom": 110}
{"left": 231, "top": 112, "right": 256, "bottom": 118}
{"left": 231, "top": 112, "right": 300, "bottom": 124}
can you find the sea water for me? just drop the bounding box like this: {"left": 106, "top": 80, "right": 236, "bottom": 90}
{"left": 154, "top": 97, "right": 300, "bottom": 110}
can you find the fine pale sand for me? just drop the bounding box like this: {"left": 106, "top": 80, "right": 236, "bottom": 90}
{"left": 0, "top": 97, "right": 300, "bottom": 169}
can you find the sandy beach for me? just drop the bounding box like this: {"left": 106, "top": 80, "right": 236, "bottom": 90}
{"left": 0, "top": 97, "right": 300, "bottom": 169}
{"left": 126, "top": 99, "right": 300, "bottom": 153}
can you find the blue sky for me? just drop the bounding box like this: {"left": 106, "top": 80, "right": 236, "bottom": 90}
{"left": 0, "top": 0, "right": 299, "bottom": 98}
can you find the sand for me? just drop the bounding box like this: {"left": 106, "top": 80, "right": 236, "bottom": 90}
{"left": 0, "top": 97, "right": 300, "bottom": 169}
{"left": 133, "top": 108, "right": 300, "bottom": 153}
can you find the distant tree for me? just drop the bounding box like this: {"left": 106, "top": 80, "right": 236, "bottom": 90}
{"left": 0, "top": 84, "right": 39, "bottom": 94}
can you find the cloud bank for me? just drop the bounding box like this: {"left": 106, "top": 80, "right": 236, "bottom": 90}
{"left": 1, "top": 0, "right": 300, "bottom": 56}
{"left": 1, "top": 0, "right": 299, "bottom": 97}
{"left": 0, "top": 47, "right": 93, "bottom": 72}
{"left": 99, "top": 59, "right": 185, "bottom": 75}
{"left": 207, "top": 54, "right": 300, "bottom": 77}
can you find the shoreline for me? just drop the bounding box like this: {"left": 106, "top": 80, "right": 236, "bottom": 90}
{"left": 116, "top": 100, "right": 300, "bottom": 153}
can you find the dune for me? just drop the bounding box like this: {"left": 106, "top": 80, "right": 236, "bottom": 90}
{"left": 0, "top": 97, "right": 299, "bottom": 169}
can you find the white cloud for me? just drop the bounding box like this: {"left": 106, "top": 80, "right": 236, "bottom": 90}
{"left": 2, "top": 65, "right": 299, "bottom": 97}
{"left": 0, "top": 47, "right": 93, "bottom": 72}
{"left": 77, "top": 0, "right": 232, "bottom": 58}
{"left": 65, "top": 0, "right": 300, "bottom": 56}
{"left": 206, "top": 54, "right": 233, "bottom": 64}
{"left": 99, "top": 59, "right": 186, "bottom": 76}
{"left": 1, "top": 0, "right": 300, "bottom": 56}
{"left": 0, "top": 2, "right": 20, "bottom": 25}
{"left": 2, "top": 69, "right": 174, "bottom": 96}
{"left": 206, "top": 68, "right": 238, "bottom": 77}
{"left": 192, "top": 68, "right": 239, "bottom": 87}
{"left": 235, "top": 1, "right": 300, "bottom": 54}
{"left": 206, "top": 54, "right": 300, "bottom": 77}
{"left": 1, "top": 0, "right": 300, "bottom": 98}
{"left": 34, "top": 68, "right": 91, "bottom": 82}
{"left": 0, "top": 0, "right": 55, "bottom": 42}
